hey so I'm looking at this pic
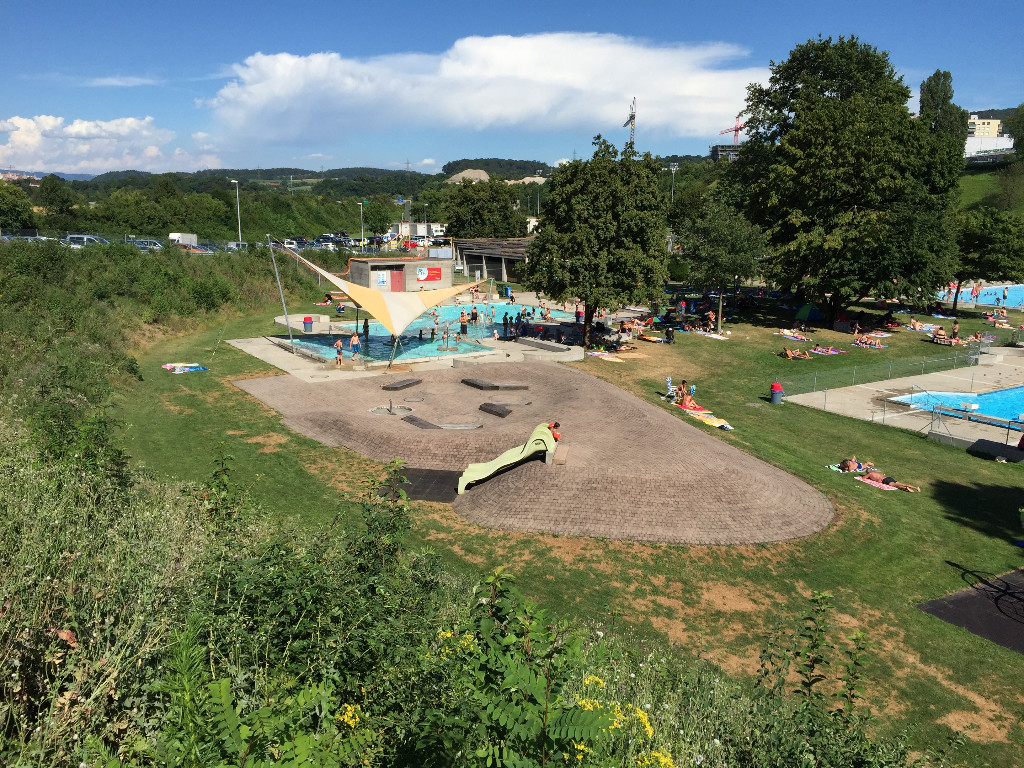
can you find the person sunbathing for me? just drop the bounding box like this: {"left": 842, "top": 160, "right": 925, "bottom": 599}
{"left": 932, "top": 326, "right": 947, "bottom": 339}
{"left": 838, "top": 456, "right": 874, "bottom": 472}
{"left": 864, "top": 469, "right": 921, "bottom": 492}
{"left": 855, "top": 336, "right": 882, "bottom": 348}
{"left": 781, "top": 348, "right": 810, "bottom": 359}
{"left": 908, "top": 317, "right": 924, "bottom": 330}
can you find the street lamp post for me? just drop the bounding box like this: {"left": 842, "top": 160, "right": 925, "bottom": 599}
{"left": 423, "top": 203, "right": 428, "bottom": 238}
{"left": 668, "top": 163, "right": 678, "bottom": 204}
{"left": 357, "top": 201, "right": 364, "bottom": 252}
{"left": 230, "top": 179, "right": 242, "bottom": 243}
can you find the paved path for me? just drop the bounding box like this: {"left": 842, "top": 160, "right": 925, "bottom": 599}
{"left": 234, "top": 362, "right": 833, "bottom": 545}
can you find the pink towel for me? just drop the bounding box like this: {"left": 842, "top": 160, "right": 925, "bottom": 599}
{"left": 855, "top": 476, "right": 898, "bottom": 491}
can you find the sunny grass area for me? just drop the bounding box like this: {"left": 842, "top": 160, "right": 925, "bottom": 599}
{"left": 116, "top": 297, "right": 1024, "bottom": 766}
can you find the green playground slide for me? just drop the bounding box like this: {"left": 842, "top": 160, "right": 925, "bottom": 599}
{"left": 457, "top": 423, "right": 557, "bottom": 494}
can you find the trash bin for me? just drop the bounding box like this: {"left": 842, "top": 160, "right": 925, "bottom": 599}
{"left": 505, "top": 285, "right": 512, "bottom": 298}
{"left": 302, "top": 316, "right": 313, "bottom": 333}
{"left": 770, "top": 381, "right": 784, "bottom": 404}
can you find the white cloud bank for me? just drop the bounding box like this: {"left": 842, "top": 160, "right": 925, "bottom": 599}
{"left": 0, "top": 115, "right": 220, "bottom": 173}
{"left": 205, "top": 32, "right": 768, "bottom": 146}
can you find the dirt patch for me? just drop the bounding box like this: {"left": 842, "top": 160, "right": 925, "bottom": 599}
{"left": 700, "top": 583, "right": 766, "bottom": 613}
{"left": 937, "top": 710, "right": 1009, "bottom": 744}
{"left": 243, "top": 433, "right": 290, "bottom": 453}
{"left": 159, "top": 393, "right": 194, "bottom": 415}
{"left": 450, "top": 544, "right": 487, "bottom": 566}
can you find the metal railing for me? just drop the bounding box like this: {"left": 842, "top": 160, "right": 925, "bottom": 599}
{"left": 775, "top": 346, "right": 982, "bottom": 398}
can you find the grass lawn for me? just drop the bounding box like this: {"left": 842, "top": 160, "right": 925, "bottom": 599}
{"left": 116, "top": 296, "right": 1024, "bottom": 766}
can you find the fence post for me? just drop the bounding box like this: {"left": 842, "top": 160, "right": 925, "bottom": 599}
{"left": 813, "top": 372, "right": 817, "bottom": 392}
{"left": 823, "top": 388, "right": 828, "bottom": 411}
{"left": 852, "top": 367, "right": 856, "bottom": 386}
{"left": 888, "top": 360, "right": 892, "bottom": 380}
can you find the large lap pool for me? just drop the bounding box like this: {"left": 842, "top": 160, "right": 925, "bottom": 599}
{"left": 892, "top": 385, "right": 1024, "bottom": 429}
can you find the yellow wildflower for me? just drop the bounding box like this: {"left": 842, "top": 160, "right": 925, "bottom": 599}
{"left": 576, "top": 698, "right": 603, "bottom": 711}
{"left": 636, "top": 750, "right": 676, "bottom": 768}
{"left": 632, "top": 705, "right": 654, "bottom": 738}
{"left": 337, "top": 703, "right": 361, "bottom": 729}
{"left": 583, "top": 675, "right": 605, "bottom": 688}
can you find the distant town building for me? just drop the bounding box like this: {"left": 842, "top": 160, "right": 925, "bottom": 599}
{"left": 0, "top": 171, "right": 40, "bottom": 181}
{"left": 968, "top": 115, "right": 1002, "bottom": 138}
{"left": 709, "top": 144, "right": 741, "bottom": 162}
{"left": 965, "top": 135, "right": 1015, "bottom": 161}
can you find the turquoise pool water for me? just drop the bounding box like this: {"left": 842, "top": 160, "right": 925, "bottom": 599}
{"left": 939, "top": 284, "right": 1024, "bottom": 307}
{"left": 892, "top": 385, "right": 1024, "bottom": 428}
{"left": 290, "top": 301, "right": 573, "bottom": 362}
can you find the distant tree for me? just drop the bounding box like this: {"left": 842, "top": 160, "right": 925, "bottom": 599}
{"left": 669, "top": 189, "right": 765, "bottom": 333}
{"left": 37, "top": 174, "right": 79, "bottom": 231}
{"left": 0, "top": 181, "right": 35, "bottom": 231}
{"left": 520, "top": 136, "right": 667, "bottom": 347}
{"left": 1003, "top": 103, "right": 1024, "bottom": 158}
{"left": 918, "top": 70, "right": 969, "bottom": 196}
{"left": 731, "top": 37, "right": 960, "bottom": 320}
{"left": 442, "top": 178, "right": 528, "bottom": 239}
{"left": 96, "top": 188, "right": 165, "bottom": 236}
{"left": 994, "top": 162, "right": 1024, "bottom": 211}
{"left": 362, "top": 199, "right": 393, "bottom": 237}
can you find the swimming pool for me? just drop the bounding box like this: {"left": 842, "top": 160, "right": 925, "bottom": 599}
{"left": 290, "top": 301, "right": 573, "bottom": 363}
{"left": 892, "top": 384, "right": 1024, "bottom": 428}
{"left": 939, "top": 284, "right": 1024, "bottom": 308}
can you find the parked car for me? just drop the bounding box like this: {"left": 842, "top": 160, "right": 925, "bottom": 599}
{"left": 61, "top": 234, "right": 110, "bottom": 249}
{"left": 132, "top": 239, "right": 163, "bottom": 251}
{"left": 198, "top": 243, "right": 221, "bottom": 253}
{"left": 226, "top": 241, "right": 248, "bottom": 252}
{"left": 431, "top": 236, "right": 450, "bottom": 246}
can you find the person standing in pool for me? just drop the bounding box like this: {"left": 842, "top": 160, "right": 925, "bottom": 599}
{"left": 333, "top": 337, "right": 344, "bottom": 366}
{"left": 362, "top": 318, "right": 370, "bottom": 342}
{"left": 1003, "top": 286, "right": 1009, "bottom": 304}
{"left": 459, "top": 309, "right": 469, "bottom": 337}
{"left": 349, "top": 331, "right": 361, "bottom": 361}
{"left": 502, "top": 312, "right": 509, "bottom": 337}
{"left": 470, "top": 306, "right": 479, "bottom": 325}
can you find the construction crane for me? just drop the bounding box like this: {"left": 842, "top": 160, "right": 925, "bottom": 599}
{"left": 623, "top": 97, "right": 636, "bottom": 145}
{"left": 719, "top": 116, "right": 746, "bottom": 145}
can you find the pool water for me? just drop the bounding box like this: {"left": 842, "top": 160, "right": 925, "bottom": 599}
{"left": 893, "top": 385, "right": 1024, "bottom": 428}
{"left": 939, "top": 284, "right": 1024, "bottom": 308}
{"left": 291, "top": 301, "right": 573, "bottom": 362}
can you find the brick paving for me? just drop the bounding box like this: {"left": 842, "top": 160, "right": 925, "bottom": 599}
{"left": 234, "top": 362, "right": 833, "bottom": 544}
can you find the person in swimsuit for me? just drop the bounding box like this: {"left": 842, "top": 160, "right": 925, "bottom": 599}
{"left": 864, "top": 469, "right": 920, "bottom": 492}
{"left": 333, "top": 337, "right": 344, "bottom": 366}
{"left": 349, "top": 332, "right": 361, "bottom": 361}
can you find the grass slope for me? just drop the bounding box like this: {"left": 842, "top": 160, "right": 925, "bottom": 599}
{"left": 116, "top": 298, "right": 1024, "bottom": 767}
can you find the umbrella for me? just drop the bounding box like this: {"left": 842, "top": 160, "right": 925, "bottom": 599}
{"left": 293, "top": 252, "right": 486, "bottom": 337}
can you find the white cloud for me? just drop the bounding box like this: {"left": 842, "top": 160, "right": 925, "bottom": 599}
{"left": 0, "top": 115, "right": 220, "bottom": 173}
{"left": 85, "top": 76, "right": 162, "bottom": 87}
{"left": 419, "top": 158, "right": 435, "bottom": 166}
{"left": 203, "top": 33, "right": 768, "bottom": 147}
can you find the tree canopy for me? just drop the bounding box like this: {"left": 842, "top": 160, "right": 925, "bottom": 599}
{"left": 731, "top": 37, "right": 963, "bottom": 318}
{"left": 0, "top": 181, "right": 35, "bottom": 231}
{"left": 520, "top": 136, "right": 667, "bottom": 346}
{"left": 442, "top": 178, "right": 528, "bottom": 239}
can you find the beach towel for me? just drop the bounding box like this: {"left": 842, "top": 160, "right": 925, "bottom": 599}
{"left": 686, "top": 410, "right": 735, "bottom": 430}
{"left": 675, "top": 402, "right": 711, "bottom": 413}
{"left": 866, "top": 332, "right": 893, "bottom": 338}
{"left": 851, "top": 342, "right": 888, "bottom": 348}
{"left": 827, "top": 463, "right": 873, "bottom": 473}
{"left": 855, "top": 475, "right": 898, "bottom": 490}
{"left": 163, "top": 363, "right": 207, "bottom": 374}
{"left": 810, "top": 348, "right": 848, "bottom": 355}
{"left": 695, "top": 332, "right": 729, "bottom": 340}
{"left": 637, "top": 334, "right": 665, "bottom": 343}
{"left": 587, "top": 351, "right": 624, "bottom": 362}
{"left": 932, "top": 314, "right": 955, "bottom": 319}
{"left": 781, "top": 334, "right": 811, "bottom": 342}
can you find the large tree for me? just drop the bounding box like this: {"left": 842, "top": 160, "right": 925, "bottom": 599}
{"left": 442, "top": 177, "right": 528, "bottom": 238}
{"left": 731, "top": 37, "right": 963, "bottom": 319}
{"left": 36, "top": 174, "right": 79, "bottom": 231}
{"left": 0, "top": 181, "right": 35, "bottom": 231}
{"left": 669, "top": 188, "right": 765, "bottom": 333}
{"left": 520, "top": 136, "right": 667, "bottom": 347}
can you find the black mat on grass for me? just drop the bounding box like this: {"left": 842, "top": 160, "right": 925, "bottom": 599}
{"left": 916, "top": 567, "right": 1024, "bottom": 655}
{"left": 380, "top": 468, "right": 460, "bottom": 503}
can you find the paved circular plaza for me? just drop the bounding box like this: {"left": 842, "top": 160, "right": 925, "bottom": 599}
{"left": 233, "top": 361, "right": 833, "bottom": 544}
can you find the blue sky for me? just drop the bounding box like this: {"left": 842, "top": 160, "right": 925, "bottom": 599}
{"left": 2, "top": 0, "right": 1020, "bottom": 176}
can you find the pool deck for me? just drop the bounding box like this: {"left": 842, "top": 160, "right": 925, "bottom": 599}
{"left": 231, "top": 360, "right": 833, "bottom": 545}
{"left": 785, "top": 348, "right": 1024, "bottom": 460}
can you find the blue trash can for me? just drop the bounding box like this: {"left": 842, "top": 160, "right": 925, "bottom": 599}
{"left": 302, "top": 316, "right": 313, "bottom": 333}
{"left": 505, "top": 285, "right": 512, "bottom": 298}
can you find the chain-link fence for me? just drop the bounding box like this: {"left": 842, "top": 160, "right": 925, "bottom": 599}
{"left": 775, "top": 344, "right": 985, "bottom": 396}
